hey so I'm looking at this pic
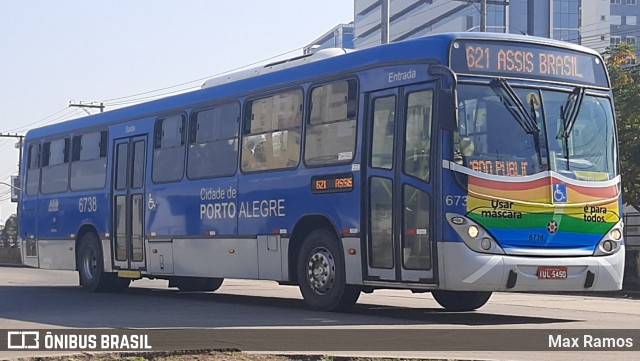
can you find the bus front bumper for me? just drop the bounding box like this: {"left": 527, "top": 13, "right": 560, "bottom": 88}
{"left": 439, "top": 242, "right": 624, "bottom": 292}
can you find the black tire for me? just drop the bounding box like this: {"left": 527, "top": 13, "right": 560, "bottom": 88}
{"left": 297, "top": 229, "right": 360, "bottom": 312}
{"left": 170, "top": 277, "right": 224, "bottom": 292}
{"left": 78, "top": 232, "right": 131, "bottom": 292}
{"left": 78, "top": 232, "right": 111, "bottom": 292}
{"left": 431, "top": 290, "right": 492, "bottom": 311}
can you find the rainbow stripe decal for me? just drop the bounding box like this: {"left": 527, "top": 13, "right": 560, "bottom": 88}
{"left": 445, "top": 161, "right": 621, "bottom": 251}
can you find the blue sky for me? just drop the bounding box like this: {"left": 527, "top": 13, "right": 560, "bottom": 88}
{"left": 0, "top": 1, "right": 354, "bottom": 221}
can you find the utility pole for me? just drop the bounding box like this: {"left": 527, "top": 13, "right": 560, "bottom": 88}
{"left": 0, "top": 133, "right": 24, "bottom": 198}
{"left": 0, "top": 133, "right": 24, "bottom": 175}
{"left": 381, "top": 0, "right": 390, "bottom": 44}
{"left": 0, "top": 133, "right": 25, "bottom": 141}
{"left": 454, "top": 0, "right": 510, "bottom": 32}
{"left": 69, "top": 101, "right": 105, "bottom": 114}
{"left": 0, "top": 133, "right": 25, "bottom": 233}
{"left": 480, "top": 0, "right": 487, "bottom": 32}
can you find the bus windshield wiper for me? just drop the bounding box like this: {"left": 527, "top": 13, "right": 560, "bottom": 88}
{"left": 529, "top": 94, "right": 545, "bottom": 170}
{"left": 558, "top": 86, "right": 585, "bottom": 169}
{"left": 489, "top": 78, "right": 540, "bottom": 135}
{"left": 560, "top": 86, "right": 586, "bottom": 139}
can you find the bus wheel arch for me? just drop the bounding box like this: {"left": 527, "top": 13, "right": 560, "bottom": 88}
{"left": 288, "top": 215, "right": 338, "bottom": 284}
{"left": 293, "top": 222, "right": 361, "bottom": 312}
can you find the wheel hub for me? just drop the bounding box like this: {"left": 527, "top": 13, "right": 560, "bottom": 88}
{"left": 82, "top": 248, "right": 97, "bottom": 281}
{"left": 307, "top": 248, "right": 336, "bottom": 295}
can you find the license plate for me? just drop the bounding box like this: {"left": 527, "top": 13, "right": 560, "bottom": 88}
{"left": 537, "top": 266, "right": 568, "bottom": 280}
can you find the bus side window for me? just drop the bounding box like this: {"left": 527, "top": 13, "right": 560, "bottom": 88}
{"left": 242, "top": 90, "right": 302, "bottom": 172}
{"left": 152, "top": 115, "right": 186, "bottom": 183}
{"left": 70, "top": 130, "right": 108, "bottom": 191}
{"left": 41, "top": 138, "right": 70, "bottom": 194}
{"left": 26, "top": 143, "right": 41, "bottom": 196}
{"left": 305, "top": 79, "right": 357, "bottom": 166}
{"left": 187, "top": 103, "right": 240, "bottom": 179}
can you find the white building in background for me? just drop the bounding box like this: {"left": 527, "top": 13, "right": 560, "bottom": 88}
{"left": 352, "top": 0, "right": 611, "bottom": 53}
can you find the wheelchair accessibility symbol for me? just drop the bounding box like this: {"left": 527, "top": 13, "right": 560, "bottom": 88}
{"left": 553, "top": 184, "right": 568, "bottom": 203}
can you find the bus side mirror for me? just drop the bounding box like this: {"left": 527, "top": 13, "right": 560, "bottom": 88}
{"left": 429, "top": 65, "right": 459, "bottom": 131}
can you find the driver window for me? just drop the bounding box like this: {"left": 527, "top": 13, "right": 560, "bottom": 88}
{"left": 456, "top": 100, "right": 488, "bottom": 161}
{"left": 563, "top": 99, "right": 609, "bottom": 171}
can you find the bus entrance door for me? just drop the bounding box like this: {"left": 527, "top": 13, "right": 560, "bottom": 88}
{"left": 366, "top": 84, "right": 436, "bottom": 285}
{"left": 111, "top": 136, "right": 147, "bottom": 272}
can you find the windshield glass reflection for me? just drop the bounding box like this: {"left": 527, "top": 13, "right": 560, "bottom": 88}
{"left": 455, "top": 83, "right": 617, "bottom": 181}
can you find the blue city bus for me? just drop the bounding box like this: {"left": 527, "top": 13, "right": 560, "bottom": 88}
{"left": 19, "top": 32, "right": 624, "bottom": 312}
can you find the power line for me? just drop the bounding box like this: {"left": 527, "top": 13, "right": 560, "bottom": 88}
{"left": 40, "top": 2, "right": 579, "bottom": 113}
{"left": 103, "top": 87, "right": 199, "bottom": 107}
{"left": 2, "top": 107, "right": 82, "bottom": 135}
{"left": 354, "top": 0, "right": 458, "bottom": 38}
{"left": 581, "top": 28, "right": 640, "bottom": 45}
{"left": 3, "top": 107, "right": 70, "bottom": 133}
{"left": 0, "top": 171, "right": 17, "bottom": 182}
{"left": 0, "top": 133, "right": 25, "bottom": 194}
{"left": 98, "top": 47, "right": 305, "bottom": 108}
{"left": 355, "top": 0, "right": 528, "bottom": 49}
{"left": 2, "top": 45, "right": 306, "bottom": 136}
{"left": 355, "top": 0, "right": 472, "bottom": 45}
{"left": 69, "top": 101, "right": 105, "bottom": 114}
{"left": 454, "top": 1, "right": 510, "bottom": 32}
{"left": 9, "top": 1, "right": 637, "bottom": 133}
{"left": 84, "top": 1, "right": 478, "bottom": 109}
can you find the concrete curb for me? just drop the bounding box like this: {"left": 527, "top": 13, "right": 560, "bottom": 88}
{"left": 0, "top": 263, "right": 32, "bottom": 268}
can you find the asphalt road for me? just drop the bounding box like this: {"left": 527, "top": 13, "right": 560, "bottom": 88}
{"left": 1, "top": 266, "right": 640, "bottom": 361}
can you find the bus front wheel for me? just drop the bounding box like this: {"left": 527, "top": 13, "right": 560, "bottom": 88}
{"left": 431, "top": 290, "right": 492, "bottom": 311}
{"left": 297, "top": 229, "right": 360, "bottom": 312}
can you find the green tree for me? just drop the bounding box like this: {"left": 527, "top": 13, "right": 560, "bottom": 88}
{"left": 606, "top": 43, "right": 640, "bottom": 209}
{"left": 1, "top": 214, "right": 17, "bottom": 247}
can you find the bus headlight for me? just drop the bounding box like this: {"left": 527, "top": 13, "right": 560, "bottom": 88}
{"left": 481, "top": 237, "right": 492, "bottom": 251}
{"left": 468, "top": 225, "right": 479, "bottom": 238}
{"left": 610, "top": 228, "right": 622, "bottom": 241}
{"left": 593, "top": 222, "right": 623, "bottom": 256}
{"left": 446, "top": 213, "right": 505, "bottom": 255}
{"left": 595, "top": 238, "right": 621, "bottom": 255}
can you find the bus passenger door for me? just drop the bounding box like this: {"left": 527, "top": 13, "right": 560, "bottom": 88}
{"left": 366, "top": 84, "right": 436, "bottom": 283}
{"left": 112, "top": 136, "right": 147, "bottom": 271}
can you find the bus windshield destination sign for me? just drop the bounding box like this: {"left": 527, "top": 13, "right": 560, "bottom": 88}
{"left": 450, "top": 40, "right": 608, "bottom": 86}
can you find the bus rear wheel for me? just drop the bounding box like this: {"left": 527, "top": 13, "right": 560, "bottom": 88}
{"left": 78, "top": 232, "right": 115, "bottom": 292}
{"left": 431, "top": 290, "right": 492, "bottom": 311}
{"left": 297, "top": 229, "right": 360, "bottom": 312}
{"left": 169, "top": 277, "right": 224, "bottom": 292}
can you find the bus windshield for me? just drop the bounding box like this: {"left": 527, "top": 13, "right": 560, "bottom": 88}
{"left": 455, "top": 83, "right": 617, "bottom": 181}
